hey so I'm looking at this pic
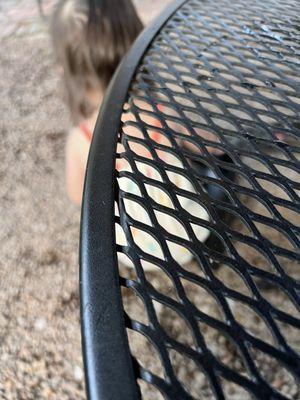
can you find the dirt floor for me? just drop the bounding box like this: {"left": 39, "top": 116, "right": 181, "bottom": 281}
{"left": 0, "top": 1, "right": 171, "bottom": 399}
{"left": 1, "top": 1, "right": 299, "bottom": 400}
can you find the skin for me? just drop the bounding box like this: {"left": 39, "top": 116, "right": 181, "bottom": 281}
{"left": 65, "top": 93, "right": 228, "bottom": 206}
{"left": 65, "top": 126, "right": 90, "bottom": 205}
{"left": 65, "top": 111, "right": 98, "bottom": 206}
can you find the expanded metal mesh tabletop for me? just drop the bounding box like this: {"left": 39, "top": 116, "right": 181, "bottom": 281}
{"left": 80, "top": 1, "right": 300, "bottom": 399}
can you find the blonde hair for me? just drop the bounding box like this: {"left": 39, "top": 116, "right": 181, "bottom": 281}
{"left": 51, "top": 0, "right": 143, "bottom": 122}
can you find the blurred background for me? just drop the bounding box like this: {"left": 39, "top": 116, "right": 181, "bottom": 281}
{"left": 0, "top": 1, "right": 171, "bottom": 398}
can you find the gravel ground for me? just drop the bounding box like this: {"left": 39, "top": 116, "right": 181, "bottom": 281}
{"left": 1, "top": 1, "right": 299, "bottom": 399}
{"left": 0, "top": 1, "right": 170, "bottom": 399}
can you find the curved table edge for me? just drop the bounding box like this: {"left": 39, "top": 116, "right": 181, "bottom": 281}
{"left": 80, "top": 1, "right": 188, "bottom": 399}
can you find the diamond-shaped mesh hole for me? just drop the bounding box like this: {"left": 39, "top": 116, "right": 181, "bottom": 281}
{"left": 218, "top": 209, "right": 253, "bottom": 237}
{"left": 198, "top": 321, "right": 250, "bottom": 378}
{"left": 123, "top": 124, "right": 144, "bottom": 139}
{"left": 220, "top": 378, "right": 252, "bottom": 400}
{"left": 213, "top": 263, "right": 251, "bottom": 297}
{"left": 166, "top": 170, "right": 197, "bottom": 193}
{"left": 168, "top": 349, "right": 214, "bottom": 400}
{"left": 116, "top": 223, "right": 127, "bottom": 247}
{"left": 181, "top": 278, "right": 223, "bottom": 321}
{"left": 122, "top": 287, "right": 149, "bottom": 326}
{"left": 127, "top": 329, "right": 165, "bottom": 379}
{"left": 185, "top": 257, "right": 208, "bottom": 276}
{"left": 229, "top": 300, "right": 274, "bottom": 345}
{"left": 145, "top": 184, "right": 175, "bottom": 209}
{"left": 233, "top": 241, "right": 275, "bottom": 274}
{"left": 130, "top": 227, "right": 164, "bottom": 261}
{"left": 237, "top": 193, "right": 273, "bottom": 219}
{"left": 154, "top": 301, "right": 195, "bottom": 349}
{"left": 154, "top": 210, "right": 190, "bottom": 241}
{"left": 274, "top": 205, "right": 300, "bottom": 227}
{"left": 136, "top": 161, "right": 164, "bottom": 182}
{"left": 167, "top": 238, "right": 200, "bottom": 262}
{"left": 275, "top": 319, "right": 300, "bottom": 354}
{"left": 118, "top": 253, "right": 136, "bottom": 275}
{"left": 275, "top": 165, "right": 300, "bottom": 184}
{"left": 124, "top": 198, "right": 152, "bottom": 226}
{"left": 241, "top": 156, "right": 271, "bottom": 174}
{"left": 253, "top": 278, "right": 300, "bottom": 319}
{"left": 177, "top": 195, "right": 209, "bottom": 219}
{"left": 118, "top": 176, "right": 142, "bottom": 196}
{"left": 275, "top": 255, "right": 300, "bottom": 282}
{"left": 253, "top": 221, "right": 296, "bottom": 251}
{"left": 256, "top": 178, "right": 292, "bottom": 201}
{"left": 128, "top": 141, "right": 153, "bottom": 160}
{"left": 137, "top": 379, "right": 165, "bottom": 400}
{"left": 156, "top": 149, "right": 184, "bottom": 167}
{"left": 142, "top": 262, "right": 178, "bottom": 301}
{"left": 249, "top": 347, "right": 300, "bottom": 398}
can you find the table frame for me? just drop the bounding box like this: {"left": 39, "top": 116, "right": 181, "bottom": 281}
{"left": 80, "top": 2, "right": 187, "bottom": 399}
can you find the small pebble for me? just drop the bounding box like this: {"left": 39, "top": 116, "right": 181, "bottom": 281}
{"left": 34, "top": 318, "right": 46, "bottom": 331}
{"left": 74, "top": 365, "right": 83, "bottom": 382}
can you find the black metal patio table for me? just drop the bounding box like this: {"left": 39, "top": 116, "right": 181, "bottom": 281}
{"left": 80, "top": 0, "right": 300, "bottom": 399}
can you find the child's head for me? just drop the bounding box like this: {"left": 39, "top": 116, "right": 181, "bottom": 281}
{"left": 51, "top": 0, "right": 143, "bottom": 123}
